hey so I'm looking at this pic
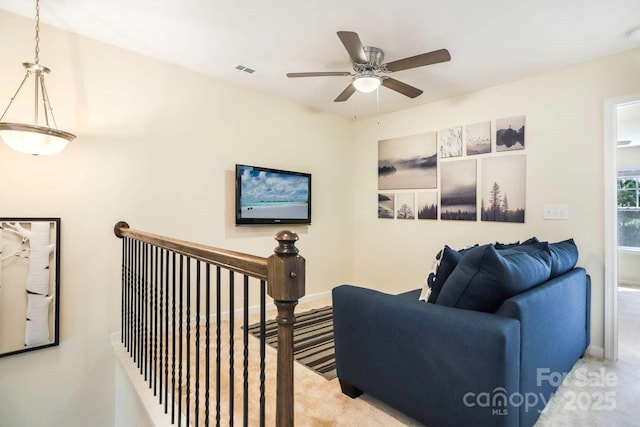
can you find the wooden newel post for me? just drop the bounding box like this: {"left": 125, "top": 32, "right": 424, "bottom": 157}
{"left": 267, "top": 230, "right": 305, "bottom": 427}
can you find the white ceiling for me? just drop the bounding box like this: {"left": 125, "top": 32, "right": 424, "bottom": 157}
{"left": 2, "top": 0, "right": 640, "bottom": 119}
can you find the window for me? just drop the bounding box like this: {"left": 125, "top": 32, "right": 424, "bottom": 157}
{"left": 618, "top": 172, "right": 640, "bottom": 249}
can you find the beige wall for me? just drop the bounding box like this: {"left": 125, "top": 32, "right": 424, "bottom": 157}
{"left": 0, "top": 10, "right": 353, "bottom": 427}
{"left": 351, "top": 48, "right": 640, "bottom": 355}
{"left": 617, "top": 145, "right": 640, "bottom": 284}
{"left": 2, "top": 7, "right": 640, "bottom": 426}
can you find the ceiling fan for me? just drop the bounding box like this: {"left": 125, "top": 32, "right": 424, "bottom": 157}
{"left": 286, "top": 31, "right": 451, "bottom": 102}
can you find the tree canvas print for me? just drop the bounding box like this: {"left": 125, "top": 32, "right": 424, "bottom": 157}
{"left": 417, "top": 191, "right": 438, "bottom": 220}
{"left": 496, "top": 115, "right": 525, "bottom": 151}
{"left": 440, "top": 159, "right": 477, "bottom": 221}
{"left": 378, "top": 132, "right": 437, "bottom": 190}
{"left": 481, "top": 155, "right": 526, "bottom": 222}
{"left": 395, "top": 193, "right": 416, "bottom": 219}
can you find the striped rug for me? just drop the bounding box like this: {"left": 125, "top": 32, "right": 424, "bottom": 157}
{"left": 246, "top": 306, "right": 336, "bottom": 380}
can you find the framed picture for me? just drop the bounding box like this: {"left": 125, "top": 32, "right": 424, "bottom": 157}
{"left": 395, "top": 193, "right": 416, "bottom": 219}
{"left": 378, "top": 193, "right": 395, "bottom": 219}
{"left": 481, "top": 155, "right": 526, "bottom": 222}
{"left": 417, "top": 191, "right": 438, "bottom": 220}
{"left": 439, "top": 126, "right": 463, "bottom": 158}
{"left": 378, "top": 132, "right": 437, "bottom": 190}
{"left": 496, "top": 115, "right": 525, "bottom": 151}
{"left": 440, "top": 159, "right": 477, "bottom": 221}
{"left": 0, "top": 218, "right": 60, "bottom": 358}
{"left": 466, "top": 121, "right": 492, "bottom": 155}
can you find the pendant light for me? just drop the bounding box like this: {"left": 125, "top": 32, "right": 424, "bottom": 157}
{"left": 0, "top": 0, "right": 75, "bottom": 156}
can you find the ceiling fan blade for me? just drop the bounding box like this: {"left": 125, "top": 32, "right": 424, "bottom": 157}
{"left": 287, "top": 72, "right": 352, "bottom": 78}
{"left": 384, "top": 49, "right": 451, "bottom": 72}
{"left": 381, "top": 78, "right": 423, "bottom": 98}
{"left": 337, "top": 31, "right": 368, "bottom": 64}
{"left": 334, "top": 84, "right": 356, "bottom": 102}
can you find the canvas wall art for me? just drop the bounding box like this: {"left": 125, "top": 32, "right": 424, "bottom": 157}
{"left": 466, "top": 121, "right": 492, "bottom": 155}
{"left": 378, "top": 132, "right": 438, "bottom": 190}
{"left": 378, "top": 193, "right": 395, "bottom": 219}
{"left": 496, "top": 115, "right": 525, "bottom": 151}
{"left": 440, "top": 159, "right": 477, "bottom": 221}
{"left": 481, "top": 155, "right": 526, "bottom": 223}
{"left": 0, "top": 218, "right": 60, "bottom": 358}
{"left": 395, "top": 193, "right": 416, "bottom": 219}
{"left": 417, "top": 191, "right": 438, "bottom": 220}
{"left": 439, "top": 126, "right": 463, "bottom": 158}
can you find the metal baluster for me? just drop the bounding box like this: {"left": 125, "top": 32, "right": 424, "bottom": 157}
{"left": 260, "top": 279, "right": 266, "bottom": 427}
{"left": 205, "top": 264, "right": 211, "bottom": 427}
{"left": 153, "top": 246, "right": 158, "bottom": 393}
{"left": 159, "top": 248, "right": 164, "bottom": 404}
{"left": 216, "top": 266, "right": 221, "bottom": 427}
{"left": 229, "top": 271, "right": 235, "bottom": 426}
{"left": 195, "top": 261, "right": 201, "bottom": 427}
{"left": 186, "top": 257, "right": 191, "bottom": 427}
{"left": 178, "top": 255, "right": 184, "bottom": 427}
{"left": 171, "top": 252, "right": 177, "bottom": 424}
{"left": 135, "top": 240, "right": 140, "bottom": 365}
{"left": 143, "top": 243, "right": 148, "bottom": 379}
{"left": 121, "top": 237, "right": 126, "bottom": 345}
{"left": 165, "top": 249, "right": 170, "bottom": 414}
{"left": 243, "top": 275, "right": 249, "bottom": 426}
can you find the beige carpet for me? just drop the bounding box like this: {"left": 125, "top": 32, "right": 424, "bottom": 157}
{"left": 130, "top": 289, "right": 640, "bottom": 426}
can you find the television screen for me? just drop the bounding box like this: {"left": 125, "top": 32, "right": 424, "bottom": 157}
{"left": 235, "top": 164, "right": 311, "bottom": 225}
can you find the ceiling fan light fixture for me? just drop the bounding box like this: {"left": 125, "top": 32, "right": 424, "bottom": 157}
{"left": 352, "top": 74, "right": 382, "bottom": 93}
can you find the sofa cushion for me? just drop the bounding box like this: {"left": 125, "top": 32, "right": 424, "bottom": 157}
{"left": 548, "top": 239, "right": 579, "bottom": 277}
{"left": 435, "top": 244, "right": 552, "bottom": 312}
{"left": 508, "top": 238, "right": 578, "bottom": 278}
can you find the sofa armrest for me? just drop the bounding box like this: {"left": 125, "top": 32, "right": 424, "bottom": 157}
{"left": 332, "top": 285, "right": 520, "bottom": 427}
{"left": 495, "top": 267, "right": 590, "bottom": 427}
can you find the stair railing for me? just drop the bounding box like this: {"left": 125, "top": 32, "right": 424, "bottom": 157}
{"left": 114, "top": 221, "right": 305, "bottom": 427}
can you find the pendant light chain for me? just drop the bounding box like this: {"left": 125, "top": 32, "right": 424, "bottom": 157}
{"left": 34, "top": 0, "right": 40, "bottom": 64}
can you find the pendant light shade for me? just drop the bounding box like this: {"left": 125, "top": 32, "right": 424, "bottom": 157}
{"left": 0, "top": 1, "right": 75, "bottom": 156}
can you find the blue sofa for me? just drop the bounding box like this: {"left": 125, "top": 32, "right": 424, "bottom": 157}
{"left": 332, "top": 241, "right": 590, "bottom": 427}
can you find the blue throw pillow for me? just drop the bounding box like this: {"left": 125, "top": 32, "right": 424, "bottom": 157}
{"left": 435, "top": 244, "right": 552, "bottom": 313}
{"left": 427, "top": 246, "right": 464, "bottom": 303}
{"left": 548, "top": 238, "right": 579, "bottom": 277}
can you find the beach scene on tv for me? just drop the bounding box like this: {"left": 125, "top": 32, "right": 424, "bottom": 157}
{"left": 239, "top": 167, "right": 309, "bottom": 219}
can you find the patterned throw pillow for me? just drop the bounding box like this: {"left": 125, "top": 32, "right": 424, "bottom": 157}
{"left": 420, "top": 244, "right": 479, "bottom": 303}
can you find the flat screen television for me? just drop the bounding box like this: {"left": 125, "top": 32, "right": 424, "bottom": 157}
{"left": 235, "top": 164, "right": 312, "bottom": 225}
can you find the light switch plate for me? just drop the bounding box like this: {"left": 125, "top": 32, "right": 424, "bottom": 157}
{"left": 543, "top": 204, "right": 569, "bottom": 220}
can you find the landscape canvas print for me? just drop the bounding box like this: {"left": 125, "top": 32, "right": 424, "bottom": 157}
{"left": 439, "top": 126, "right": 463, "bottom": 158}
{"left": 496, "top": 115, "right": 525, "bottom": 151}
{"left": 466, "top": 121, "right": 492, "bottom": 155}
{"left": 378, "top": 132, "right": 437, "bottom": 190}
{"left": 417, "top": 191, "right": 438, "bottom": 220}
{"left": 395, "top": 193, "right": 415, "bottom": 219}
{"left": 378, "top": 193, "right": 394, "bottom": 219}
{"left": 440, "top": 159, "right": 477, "bottom": 221}
{"left": 481, "top": 155, "right": 526, "bottom": 223}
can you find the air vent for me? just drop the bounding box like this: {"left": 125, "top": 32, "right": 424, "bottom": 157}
{"left": 617, "top": 140, "right": 632, "bottom": 146}
{"left": 235, "top": 64, "right": 255, "bottom": 74}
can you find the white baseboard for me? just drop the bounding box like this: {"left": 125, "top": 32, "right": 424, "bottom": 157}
{"left": 619, "top": 280, "right": 640, "bottom": 288}
{"left": 586, "top": 344, "right": 604, "bottom": 359}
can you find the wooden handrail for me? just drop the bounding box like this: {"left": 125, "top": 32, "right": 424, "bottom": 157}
{"left": 113, "top": 221, "right": 305, "bottom": 427}
{"left": 114, "top": 221, "right": 269, "bottom": 279}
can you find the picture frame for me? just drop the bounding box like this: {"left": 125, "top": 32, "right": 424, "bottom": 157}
{"left": 0, "top": 218, "right": 60, "bottom": 358}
